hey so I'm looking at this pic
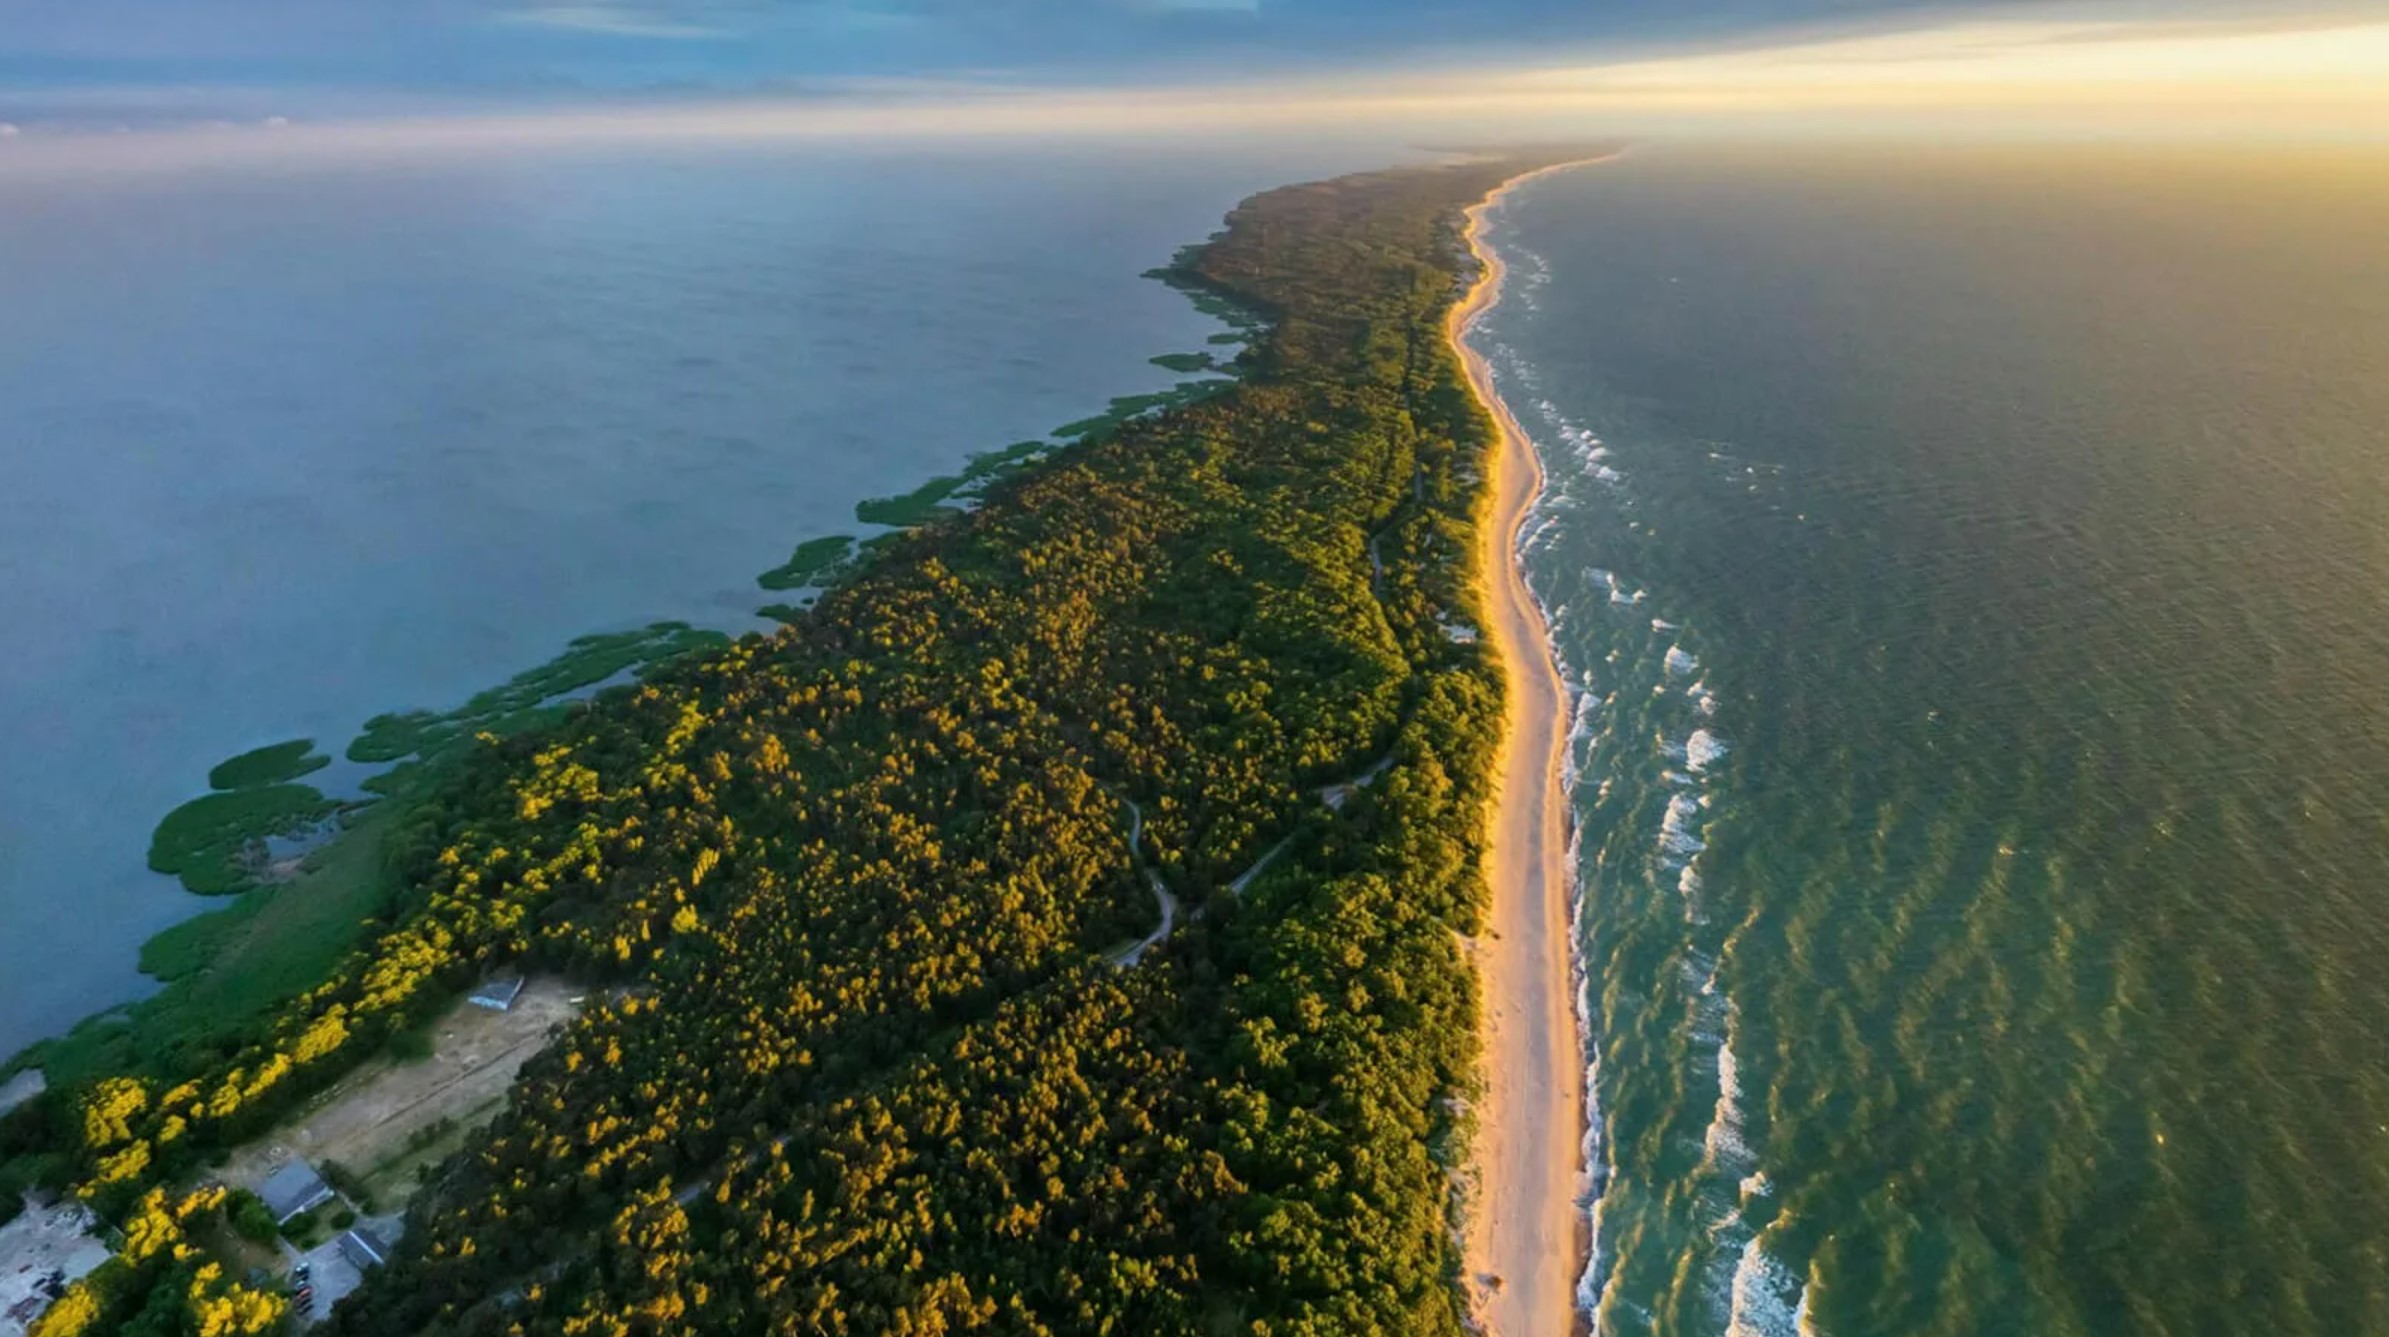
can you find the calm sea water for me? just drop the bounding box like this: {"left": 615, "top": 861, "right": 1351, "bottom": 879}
{"left": 0, "top": 137, "right": 1388, "bottom": 1058}
{"left": 1474, "top": 147, "right": 2389, "bottom": 1336}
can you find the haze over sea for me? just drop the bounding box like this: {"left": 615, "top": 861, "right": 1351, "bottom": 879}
{"left": 0, "top": 139, "right": 1380, "bottom": 1058}
{"left": 1473, "top": 146, "right": 2389, "bottom": 1336}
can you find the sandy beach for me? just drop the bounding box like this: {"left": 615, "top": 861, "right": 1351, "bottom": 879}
{"left": 1454, "top": 158, "right": 1607, "bottom": 1336}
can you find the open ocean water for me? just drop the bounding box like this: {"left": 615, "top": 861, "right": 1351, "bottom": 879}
{"left": 0, "top": 137, "right": 1389, "bottom": 1059}
{"left": 1471, "top": 146, "right": 2389, "bottom": 1336}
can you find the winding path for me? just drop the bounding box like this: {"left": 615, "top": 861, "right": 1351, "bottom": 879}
{"left": 1105, "top": 794, "right": 1183, "bottom": 969}
{"left": 1107, "top": 874, "right": 1177, "bottom": 969}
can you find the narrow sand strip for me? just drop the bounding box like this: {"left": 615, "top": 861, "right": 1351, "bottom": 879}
{"left": 1455, "top": 157, "right": 1610, "bottom": 1336}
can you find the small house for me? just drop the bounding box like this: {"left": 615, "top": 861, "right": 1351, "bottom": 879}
{"left": 257, "top": 1162, "right": 335, "bottom": 1225}
{"left": 467, "top": 977, "right": 526, "bottom": 1012}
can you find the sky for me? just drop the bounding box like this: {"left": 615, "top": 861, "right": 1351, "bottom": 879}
{"left": 2, "top": 0, "right": 2386, "bottom": 148}
{"left": 8, "top": 0, "right": 1997, "bottom": 99}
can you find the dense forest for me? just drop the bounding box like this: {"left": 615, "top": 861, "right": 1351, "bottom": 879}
{"left": 8, "top": 148, "right": 1590, "bottom": 1336}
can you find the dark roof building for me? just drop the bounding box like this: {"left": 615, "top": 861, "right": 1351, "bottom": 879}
{"left": 257, "top": 1162, "right": 336, "bottom": 1224}
{"left": 338, "top": 1228, "right": 391, "bottom": 1271}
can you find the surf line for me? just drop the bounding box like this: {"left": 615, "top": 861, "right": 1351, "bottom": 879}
{"left": 1452, "top": 151, "right": 1616, "bottom": 1336}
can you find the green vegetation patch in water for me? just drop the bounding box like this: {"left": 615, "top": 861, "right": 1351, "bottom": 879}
{"left": 962, "top": 441, "right": 1050, "bottom": 482}
{"left": 851, "top": 441, "right": 1059, "bottom": 531}
{"left": 348, "top": 710, "right": 451, "bottom": 766}
{"left": 148, "top": 784, "right": 338, "bottom": 896}
{"left": 206, "top": 739, "right": 330, "bottom": 791}
{"left": 463, "top": 622, "right": 725, "bottom": 715}
{"left": 1053, "top": 413, "right": 1119, "bottom": 440}
{"left": 351, "top": 621, "right": 726, "bottom": 766}
{"left": 757, "top": 535, "right": 858, "bottom": 592}
{"left": 1052, "top": 381, "right": 1235, "bottom": 443}
{"left": 1143, "top": 261, "right": 1272, "bottom": 336}
{"left": 1149, "top": 351, "right": 1215, "bottom": 374}
{"left": 855, "top": 477, "right": 967, "bottom": 528}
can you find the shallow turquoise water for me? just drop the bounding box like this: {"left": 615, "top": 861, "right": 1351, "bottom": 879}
{"left": 0, "top": 139, "right": 1385, "bottom": 1056}
{"left": 1473, "top": 146, "right": 2389, "bottom": 1336}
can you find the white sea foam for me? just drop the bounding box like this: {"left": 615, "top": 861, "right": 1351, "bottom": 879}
{"left": 1660, "top": 792, "right": 1706, "bottom": 859}
{"left": 1722, "top": 1238, "right": 1809, "bottom": 1337}
{"left": 1567, "top": 688, "right": 1603, "bottom": 747}
{"left": 1678, "top": 864, "right": 1704, "bottom": 899}
{"left": 1590, "top": 567, "right": 1635, "bottom": 607}
{"left": 1651, "top": 617, "right": 1678, "bottom": 632}
{"left": 1519, "top": 512, "right": 1561, "bottom": 556}
{"left": 1704, "top": 1031, "right": 1748, "bottom": 1166}
{"left": 1563, "top": 690, "right": 1605, "bottom": 790}
{"left": 1578, "top": 1193, "right": 1613, "bottom": 1320}
{"left": 1588, "top": 569, "right": 1646, "bottom": 609}
{"left": 1561, "top": 699, "right": 1613, "bottom": 1332}
{"left": 1574, "top": 1050, "right": 1620, "bottom": 1326}
{"left": 1665, "top": 645, "right": 1699, "bottom": 676}
{"left": 1580, "top": 1055, "right": 1603, "bottom": 1200}
{"left": 1686, "top": 728, "right": 1728, "bottom": 773}
{"left": 1680, "top": 947, "right": 1714, "bottom": 984}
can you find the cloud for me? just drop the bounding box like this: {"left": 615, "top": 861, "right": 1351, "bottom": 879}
{"left": 498, "top": 4, "right": 732, "bottom": 39}
{"left": 1514, "top": 10, "right": 2389, "bottom": 94}
{"left": 0, "top": 1, "right": 2382, "bottom": 167}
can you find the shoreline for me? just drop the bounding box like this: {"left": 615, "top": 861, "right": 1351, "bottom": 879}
{"left": 0, "top": 304, "right": 1247, "bottom": 1083}
{"left": 1454, "top": 157, "right": 1608, "bottom": 1336}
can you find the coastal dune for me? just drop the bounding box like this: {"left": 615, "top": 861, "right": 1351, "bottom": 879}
{"left": 1455, "top": 159, "right": 1606, "bottom": 1336}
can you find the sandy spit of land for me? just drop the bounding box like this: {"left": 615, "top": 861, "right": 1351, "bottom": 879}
{"left": 1453, "top": 156, "right": 1612, "bottom": 1337}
